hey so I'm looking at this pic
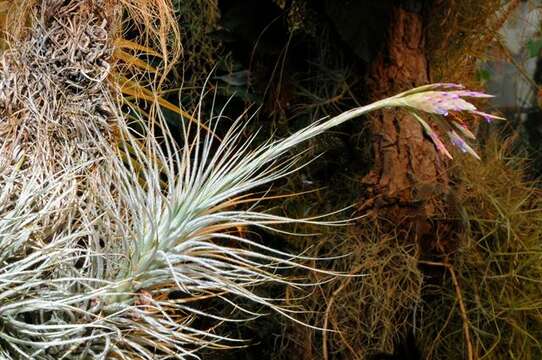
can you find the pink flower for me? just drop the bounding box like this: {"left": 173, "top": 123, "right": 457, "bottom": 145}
{"left": 387, "top": 83, "right": 504, "bottom": 159}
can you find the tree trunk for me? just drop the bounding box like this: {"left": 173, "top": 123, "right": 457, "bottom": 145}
{"left": 363, "top": 3, "right": 450, "bottom": 251}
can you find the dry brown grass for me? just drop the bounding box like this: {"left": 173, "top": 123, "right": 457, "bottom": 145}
{"left": 276, "top": 221, "right": 424, "bottom": 360}
{"left": 420, "top": 132, "right": 542, "bottom": 359}
{"left": 320, "top": 225, "right": 423, "bottom": 359}
{"left": 427, "top": 0, "right": 504, "bottom": 86}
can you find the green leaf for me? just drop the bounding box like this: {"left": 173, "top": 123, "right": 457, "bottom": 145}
{"left": 476, "top": 68, "right": 492, "bottom": 83}
{"left": 527, "top": 38, "right": 542, "bottom": 58}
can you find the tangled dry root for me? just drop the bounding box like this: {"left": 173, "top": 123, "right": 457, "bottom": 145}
{"left": 0, "top": 1, "right": 122, "bottom": 253}
{"left": 0, "top": 0, "right": 113, "bottom": 158}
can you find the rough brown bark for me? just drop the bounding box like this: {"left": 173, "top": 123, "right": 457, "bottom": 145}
{"left": 363, "top": 5, "right": 449, "bottom": 248}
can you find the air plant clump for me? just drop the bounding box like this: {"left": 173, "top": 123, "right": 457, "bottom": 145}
{"left": 0, "top": 1, "right": 502, "bottom": 359}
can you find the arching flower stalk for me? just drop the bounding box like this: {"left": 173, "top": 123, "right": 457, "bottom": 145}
{"left": 0, "top": 1, "right": 503, "bottom": 359}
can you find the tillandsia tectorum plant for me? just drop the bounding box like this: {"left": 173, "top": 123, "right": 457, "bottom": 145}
{"left": 0, "top": 0, "right": 502, "bottom": 359}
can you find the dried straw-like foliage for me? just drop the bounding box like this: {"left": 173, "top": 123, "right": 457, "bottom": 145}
{"left": 0, "top": 0, "right": 117, "bottom": 250}
{"left": 420, "top": 133, "right": 542, "bottom": 359}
